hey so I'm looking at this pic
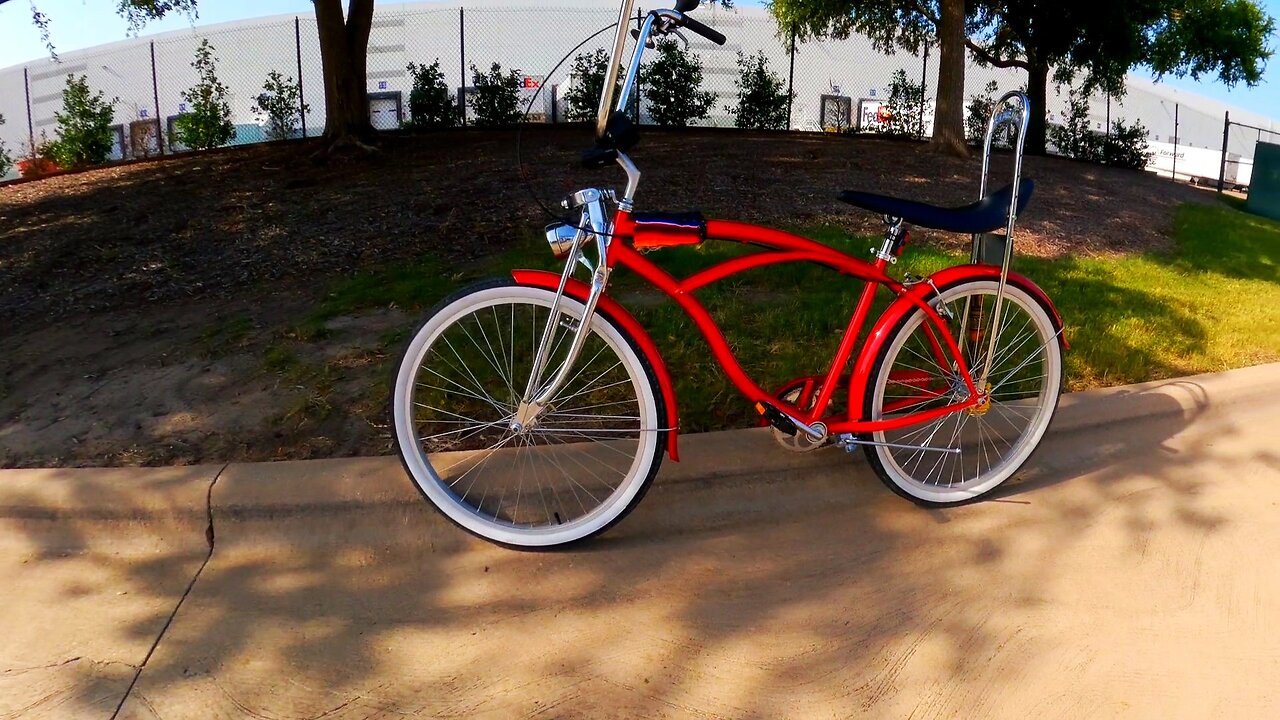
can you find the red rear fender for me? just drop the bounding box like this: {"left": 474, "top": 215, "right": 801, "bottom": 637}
{"left": 847, "top": 266, "right": 1067, "bottom": 418}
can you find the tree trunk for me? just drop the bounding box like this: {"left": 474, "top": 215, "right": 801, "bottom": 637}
{"left": 1025, "top": 62, "right": 1050, "bottom": 156}
{"left": 314, "top": 0, "right": 376, "bottom": 145}
{"left": 929, "top": 0, "right": 968, "bottom": 157}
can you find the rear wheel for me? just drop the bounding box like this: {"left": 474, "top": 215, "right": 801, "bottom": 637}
{"left": 391, "top": 279, "right": 665, "bottom": 547}
{"left": 862, "top": 279, "right": 1062, "bottom": 505}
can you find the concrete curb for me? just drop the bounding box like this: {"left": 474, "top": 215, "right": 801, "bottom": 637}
{"left": 2, "top": 363, "right": 1277, "bottom": 551}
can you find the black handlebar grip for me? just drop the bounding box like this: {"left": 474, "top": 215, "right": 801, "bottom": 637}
{"left": 681, "top": 16, "right": 726, "bottom": 45}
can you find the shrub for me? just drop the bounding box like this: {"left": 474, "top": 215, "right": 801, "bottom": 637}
{"left": 468, "top": 62, "right": 522, "bottom": 127}
{"left": 726, "top": 50, "right": 792, "bottom": 130}
{"left": 640, "top": 39, "right": 715, "bottom": 127}
{"left": 0, "top": 114, "right": 12, "bottom": 177}
{"left": 17, "top": 133, "right": 60, "bottom": 178}
{"left": 965, "top": 81, "right": 1000, "bottom": 144}
{"left": 406, "top": 60, "right": 457, "bottom": 129}
{"left": 252, "top": 71, "right": 307, "bottom": 141}
{"left": 564, "top": 49, "right": 622, "bottom": 122}
{"left": 1047, "top": 87, "right": 1151, "bottom": 170}
{"left": 44, "top": 75, "right": 117, "bottom": 168}
{"left": 1101, "top": 118, "right": 1152, "bottom": 170}
{"left": 882, "top": 69, "right": 925, "bottom": 138}
{"left": 173, "top": 40, "right": 235, "bottom": 150}
{"left": 1046, "top": 87, "right": 1097, "bottom": 159}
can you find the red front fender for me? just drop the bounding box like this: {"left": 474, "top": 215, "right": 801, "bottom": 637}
{"left": 848, "top": 266, "right": 1068, "bottom": 420}
{"left": 511, "top": 270, "right": 681, "bottom": 461}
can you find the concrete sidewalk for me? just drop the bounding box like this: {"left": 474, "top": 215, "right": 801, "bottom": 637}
{"left": 2, "top": 363, "right": 1279, "bottom": 718}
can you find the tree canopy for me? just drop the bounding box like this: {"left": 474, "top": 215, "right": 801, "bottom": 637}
{"left": 965, "top": 0, "right": 1275, "bottom": 153}
{"left": 772, "top": 0, "right": 1276, "bottom": 155}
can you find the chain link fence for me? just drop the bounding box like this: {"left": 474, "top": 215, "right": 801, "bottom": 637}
{"left": 1, "top": 2, "right": 1277, "bottom": 186}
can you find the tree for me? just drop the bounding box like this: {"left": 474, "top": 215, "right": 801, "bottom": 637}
{"left": 313, "top": 0, "right": 376, "bottom": 145}
{"left": 467, "top": 62, "right": 522, "bottom": 127}
{"left": 20, "top": 0, "right": 375, "bottom": 147}
{"left": 564, "top": 49, "right": 621, "bottom": 122}
{"left": 173, "top": 39, "right": 235, "bottom": 150}
{"left": 727, "top": 50, "right": 793, "bottom": 130}
{"left": 44, "top": 75, "right": 117, "bottom": 168}
{"left": 965, "top": 0, "right": 1275, "bottom": 154}
{"left": 770, "top": 0, "right": 972, "bottom": 156}
{"left": 252, "top": 71, "right": 308, "bottom": 141}
{"left": 405, "top": 60, "right": 456, "bottom": 129}
{"left": 640, "top": 39, "right": 716, "bottom": 127}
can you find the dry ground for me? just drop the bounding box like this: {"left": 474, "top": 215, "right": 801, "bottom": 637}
{"left": 0, "top": 126, "right": 1211, "bottom": 467}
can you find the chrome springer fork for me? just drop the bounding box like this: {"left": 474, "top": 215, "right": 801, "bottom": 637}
{"left": 513, "top": 0, "right": 657, "bottom": 431}
{"left": 512, "top": 189, "right": 615, "bottom": 432}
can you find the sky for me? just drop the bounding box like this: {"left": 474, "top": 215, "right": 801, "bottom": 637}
{"left": 2, "top": 0, "right": 1278, "bottom": 120}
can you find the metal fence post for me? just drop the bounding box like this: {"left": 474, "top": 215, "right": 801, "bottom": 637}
{"left": 296, "top": 17, "right": 307, "bottom": 137}
{"left": 919, "top": 43, "right": 929, "bottom": 138}
{"left": 1172, "top": 102, "right": 1179, "bottom": 181}
{"left": 1105, "top": 93, "right": 1111, "bottom": 139}
{"left": 458, "top": 7, "right": 467, "bottom": 127}
{"left": 23, "top": 66, "right": 34, "bottom": 152}
{"left": 787, "top": 28, "right": 796, "bottom": 130}
{"left": 151, "top": 41, "right": 164, "bottom": 155}
{"left": 1218, "top": 111, "right": 1231, "bottom": 193}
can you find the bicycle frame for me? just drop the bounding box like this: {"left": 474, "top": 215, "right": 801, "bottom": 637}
{"left": 608, "top": 216, "right": 983, "bottom": 436}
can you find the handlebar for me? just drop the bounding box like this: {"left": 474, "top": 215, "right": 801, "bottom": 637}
{"left": 679, "top": 14, "right": 726, "bottom": 45}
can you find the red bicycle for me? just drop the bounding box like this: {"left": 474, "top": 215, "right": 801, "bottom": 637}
{"left": 392, "top": 0, "right": 1066, "bottom": 547}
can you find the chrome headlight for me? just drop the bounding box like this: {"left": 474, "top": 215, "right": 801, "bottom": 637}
{"left": 544, "top": 222, "right": 580, "bottom": 258}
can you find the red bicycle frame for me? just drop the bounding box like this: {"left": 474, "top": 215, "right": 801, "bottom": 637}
{"left": 614, "top": 210, "right": 984, "bottom": 432}
{"left": 515, "top": 208, "right": 1054, "bottom": 463}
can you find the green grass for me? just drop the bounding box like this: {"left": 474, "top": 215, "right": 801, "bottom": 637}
{"left": 302, "top": 199, "right": 1280, "bottom": 434}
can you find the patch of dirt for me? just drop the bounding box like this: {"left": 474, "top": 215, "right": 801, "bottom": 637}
{"left": 0, "top": 127, "right": 1212, "bottom": 467}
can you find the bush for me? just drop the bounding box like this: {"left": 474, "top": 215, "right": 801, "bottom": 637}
{"left": 44, "top": 75, "right": 117, "bottom": 169}
{"left": 173, "top": 40, "right": 235, "bottom": 150}
{"left": 966, "top": 81, "right": 997, "bottom": 144}
{"left": 564, "top": 49, "right": 622, "bottom": 122}
{"left": 406, "top": 60, "right": 457, "bottom": 129}
{"left": 726, "top": 51, "right": 792, "bottom": 130}
{"left": 1047, "top": 87, "right": 1151, "bottom": 170}
{"left": 0, "top": 114, "right": 12, "bottom": 177}
{"left": 882, "top": 69, "right": 925, "bottom": 138}
{"left": 252, "top": 71, "right": 307, "bottom": 141}
{"left": 640, "top": 39, "right": 715, "bottom": 127}
{"left": 1101, "top": 118, "right": 1152, "bottom": 170}
{"left": 468, "top": 62, "right": 522, "bottom": 127}
{"left": 17, "top": 133, "right": 60, "bottom": 178}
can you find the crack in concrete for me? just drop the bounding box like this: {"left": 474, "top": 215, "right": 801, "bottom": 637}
{"left": 109, "top": 462, "right": 226, "bottom": 720}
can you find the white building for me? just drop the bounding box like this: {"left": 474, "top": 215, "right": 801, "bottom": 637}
{"left": 1, "top": 0, "right": 1277, "bottom": 181}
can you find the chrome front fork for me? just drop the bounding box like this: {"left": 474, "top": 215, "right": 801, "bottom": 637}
{"left": 513, "top": 190, "right": 614, "bottom": 433}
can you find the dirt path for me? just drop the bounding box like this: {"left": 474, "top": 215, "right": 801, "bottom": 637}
{"left": 0, "top": 128, "right": 1213, "bottom": 468}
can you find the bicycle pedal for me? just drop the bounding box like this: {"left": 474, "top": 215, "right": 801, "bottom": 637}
{"left": 755, "top": 401, "right": 797, "bottom": 437}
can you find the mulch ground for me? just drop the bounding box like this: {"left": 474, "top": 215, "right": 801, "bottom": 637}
{"left": 0, "top": 126, "right": 1211, "bottom": 467}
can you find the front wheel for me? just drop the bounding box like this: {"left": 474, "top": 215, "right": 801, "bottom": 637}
{"left": 391, "top": 279, "right": 665, "bottom": 547}
{"left": 863, "top": 278, "right": 1063, "bottom": 505}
